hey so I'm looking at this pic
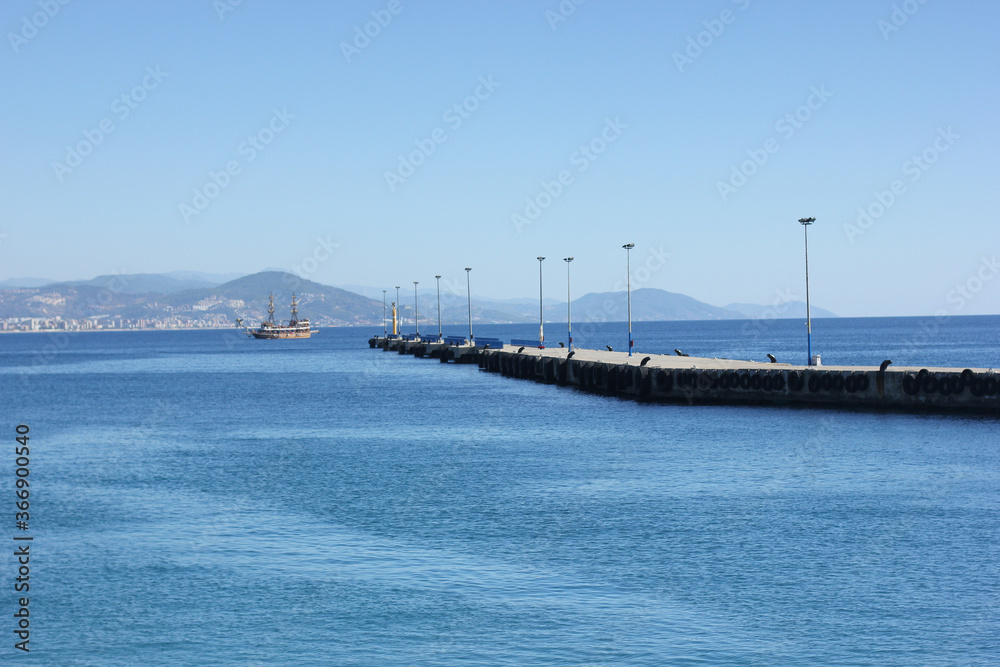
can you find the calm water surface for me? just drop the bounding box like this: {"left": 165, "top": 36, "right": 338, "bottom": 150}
{"left": 1, "top": 317, "right": 998, "bottom": 665}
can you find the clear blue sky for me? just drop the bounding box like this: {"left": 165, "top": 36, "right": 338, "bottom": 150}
{"left": 2, "top": 0, "right": 998, "bottom": 317}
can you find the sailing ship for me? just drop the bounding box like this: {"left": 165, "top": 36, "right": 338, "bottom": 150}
{"left": 238, "top": 293, "right": 318, "bottom": 339}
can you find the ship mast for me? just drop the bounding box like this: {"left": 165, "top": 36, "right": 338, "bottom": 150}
{"left": 267, "top": 293, "right": 275, "bottom": 325}
{"left": 290, "top": 293, "right": 299, "bottom": 324}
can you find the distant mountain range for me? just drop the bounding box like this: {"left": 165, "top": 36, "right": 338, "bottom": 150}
{"left": 0, "top": 271, "right": 837, "bottom": 326}
{"left": 0, "top": 271, "right": 241, "bottom": 292}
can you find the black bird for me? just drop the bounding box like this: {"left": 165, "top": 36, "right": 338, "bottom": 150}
{"left": 517, "top": 347, "right": 525, "bottom": 353}
{"left": 567, "top": 351, "right": 575, "bottom": 359}
{"left": 767, "top": 354, "right": 777, "bottom": 363}
{"left": 640, "top": 356, "right": 651, "bottom": 366}
{"left": 880, "top": 360, "right": 893, "bottom": 372}
{"left": 483, "top": 344, "right": 490, "bottom": 350}
{"left": 606, "top": 345, "right": 613, "bottom": 351}
{"left": 674, "top": 349, "right": 688, "bottom": 357}
{"left": 558, "top": 342, "right": 565, "bottom": 348}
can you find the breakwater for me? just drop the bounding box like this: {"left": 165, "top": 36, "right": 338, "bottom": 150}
{"left": 368, "top": 335, "right": 1000, "bottom": 414}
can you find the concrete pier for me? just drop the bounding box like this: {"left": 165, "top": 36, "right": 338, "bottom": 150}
{"left": 369, "top": 335, "right": 485, "bottom": 363}
{"left": 368, "top": 337, "right": 1000, "bottom": 414}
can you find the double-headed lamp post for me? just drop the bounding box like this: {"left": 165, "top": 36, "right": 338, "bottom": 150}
{"left": 382, "top": 289, "right": 387, "bottom": 337}
{"left": 413, "top": 281, "right": 419, "bottom": 337}
{"left": 623, "top": 243, "right": 635, "bottom": 356}
{"left": 799, "top": 217, "right": 816, "bottom": 366}
{"left": 435, "top": 275, "right": 442, "bottom": 341}
{"left": 395, "top": 286, "right": 401, "bottom": 336}
{"left": 465, "top": 267, "right": 473, "bottom": 342}
{"left": 564, "top": 257, "right": 573, "bottom": 351}
{"left": 537, "top": 256, "right": 545, "bottom": 345}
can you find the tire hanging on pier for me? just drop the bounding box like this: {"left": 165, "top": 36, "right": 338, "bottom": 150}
{"left": 655, "top": 369, "right": 673, "bottom": 393}
{"left": 788, "top": 370, "right": 805, "bottom": 392}
{"left": 639, "top": 368, "right": 652, "bottom": 399}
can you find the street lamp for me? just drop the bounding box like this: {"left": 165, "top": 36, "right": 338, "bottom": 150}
{"left": 382, "top": 289, "right": 387, "bottom": 337}
{"left": 799, "top": 217, "right": 816, "bottom": 365}
{"left": 537, "top": 256, "right": 545, "bottom": 346}
{"left": 413, "top": 281, "right": 419, "bottom": 337}
{"left": 564, "top": 257, "right": 573, "bottom": 351}
{"left": 623, "top": 243, "right": 634, "bottom": 356}
{"left": 395, "top": 286, "right": 400, "bottom": 336}
{"left": 465, "top": 267, "right": 473, "bottom": 342}
{"left": 435, "top": 275, "right": 442, "bottom": 341}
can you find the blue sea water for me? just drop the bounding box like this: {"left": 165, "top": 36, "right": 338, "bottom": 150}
{"left": 1, "top": 316, "right": 998, "bottom": 665}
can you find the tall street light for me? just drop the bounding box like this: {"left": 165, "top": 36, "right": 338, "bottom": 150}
{"left": 465, "top": 267, "right": 473, "bottom": 342}
{"left": 537, "top": 256, "right": 545, "bottom": 346}
{"left": 395, "top": 286, "right": 400, "bottom": 336}
{"left": 413, "top": 281, "right": 419, "bottom": 337}
{"left": 435, "top": 275, "right": 442, "bottom": 341}
{"left": 799, "top": 217, "right": 816, "bottom": 365}
{"left": 623, "top": 243, "right": 635, "bottom": 356}
{"left": 564, "top": 257, "right": 574, "bottom": 351}
{"left": 382, "top": 289, "right": 387, "bottom": 337}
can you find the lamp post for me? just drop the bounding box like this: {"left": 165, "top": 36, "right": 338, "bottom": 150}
{"left": 382, "top": 289, "right": 387, "bottom": 337}
{"left": 537, "top": 256, "right": 545, "bottom": 345}
{"left": 799, "top": 217, "right": 816, "bottom": 365}
{"left": 564, "top": 257, "right": 573, "bottom": 351}
{"left": 413, "top": 281, "right": 419, "bottom": 337}
{"left": 435, "top": 275, "right": 442, "bottom": 341}
{"left": 623, "top": 243, "right": 634, "bottom": 356}
{"left": 395, "top": 286, "right": 400, "bottom": 336}
{"left": 465, "top": 267, "right": 473, "bottom": 342}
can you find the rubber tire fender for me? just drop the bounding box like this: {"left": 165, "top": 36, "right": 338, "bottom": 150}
{"left": 788, "top": 371, "right": 805, "bottom": 392}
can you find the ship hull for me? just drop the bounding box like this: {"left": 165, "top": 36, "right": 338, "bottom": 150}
{"left": 247, "top": 328, "right": 316, "bottom": 339}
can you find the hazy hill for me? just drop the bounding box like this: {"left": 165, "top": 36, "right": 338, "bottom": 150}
{"left": 0, "top": 277, "right": 56, "bottom": 288}
{"left": 0, "top": 271, "right": 383, "bottom": 326}
{"left": 51, "top": 273, "right": 220, "bottom": 294}
{"left": 0, "top": 271, "right": 837, "bottom": 326}
{"left": 161, "top": 272, "right": 382, "bottom": 325}
{"left": 568, "top": 288, "right": 740, "bottom": 322}
{"left": 724, "top": 302, "right": 838, "bottom": 319}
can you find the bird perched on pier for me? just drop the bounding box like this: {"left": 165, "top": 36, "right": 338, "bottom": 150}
{"left": 640, "top": 356, "right": 651, "bottom": 366}
{"left": 606, "top": 345, "right": 613, "bottom": 351}
{"left": 674, "top": 349, "right": 688, "bottom": 357}
{"left": 558, "top": 342, "right": 565, "bottom": 348}
{"left": 567, "top": 351, "right": 575, "bottom": 359}
{"left": 767, "top": 354, "right": 777, "bottom": 363}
